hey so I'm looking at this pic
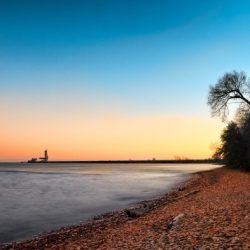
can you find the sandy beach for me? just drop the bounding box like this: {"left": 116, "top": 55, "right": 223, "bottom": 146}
{"left": 1, "top": 167, "right": 249, "bottom": 250}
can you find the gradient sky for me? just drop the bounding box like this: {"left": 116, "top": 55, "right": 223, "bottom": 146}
{"left": 1, "top": 0, "right": 250, "bottom": 161}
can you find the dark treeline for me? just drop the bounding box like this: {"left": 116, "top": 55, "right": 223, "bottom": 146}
{"left": 208, "top": 71, "right": 250, "bottom": 171}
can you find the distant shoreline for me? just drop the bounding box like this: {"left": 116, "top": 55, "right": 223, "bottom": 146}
{"left": 27, "top": 159, "right": 221, "bottom": 164}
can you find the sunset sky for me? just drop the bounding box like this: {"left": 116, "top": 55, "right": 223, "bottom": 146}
{"left": 1, "top": 0, "right": 250, "bottom": 161}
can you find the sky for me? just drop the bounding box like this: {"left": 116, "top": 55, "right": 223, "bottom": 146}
{"left": 1, "top": 0, "right": 250, "bottom": 161}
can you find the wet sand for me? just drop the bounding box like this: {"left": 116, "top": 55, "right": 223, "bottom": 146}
{"left": 1, "top": 167, "right": 249, "bottom": 249}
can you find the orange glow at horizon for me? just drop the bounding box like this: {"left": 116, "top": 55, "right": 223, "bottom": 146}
{"left": 0, "top": 113, "right": 223, "bottom": 162}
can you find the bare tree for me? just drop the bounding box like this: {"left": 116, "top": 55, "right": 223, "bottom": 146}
{"left": 208, "top": 71, "right": 250, "bottom": 120}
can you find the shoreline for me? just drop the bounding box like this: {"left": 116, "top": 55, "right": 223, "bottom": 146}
{"left": 1, "top": 167, "right": 249, "bottom": 249}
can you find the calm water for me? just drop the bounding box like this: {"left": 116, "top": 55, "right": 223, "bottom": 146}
{"left": 0, "top": 163, "right": 220, "bottom": 244}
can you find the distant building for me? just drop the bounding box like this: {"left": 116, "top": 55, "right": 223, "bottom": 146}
{"left": 40, "top": 150, "right": 48, "bottom": 162}
{"left": 29, "top": 158, "right": 37, "bottom": 163}
{"left": 28, "top": 150, "right": 48, "bottom": 163}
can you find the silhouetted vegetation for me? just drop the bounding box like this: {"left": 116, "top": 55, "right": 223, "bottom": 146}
{"left": 215, "top": 122, "right": 247, "bottom": 169}
{"left": 208, "top": 71, "right": 250, "bottom": 121}
{"left": 208, "top": 71, "right": 250, "bottom": 171}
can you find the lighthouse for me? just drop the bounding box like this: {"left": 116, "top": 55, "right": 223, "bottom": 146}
{"left": 40, "top": 150, "right": 48, "bottom": 162}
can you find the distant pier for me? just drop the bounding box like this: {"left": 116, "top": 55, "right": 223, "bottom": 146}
{"left": 27, "top": 159, "right": 221, "bottom": 164}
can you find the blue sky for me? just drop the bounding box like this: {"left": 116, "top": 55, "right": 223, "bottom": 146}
{"left": 1, "top": 0, "right": 250, "bottom": 160}
{"left": 1, "top": 0, "right": 250, "bottom": 115}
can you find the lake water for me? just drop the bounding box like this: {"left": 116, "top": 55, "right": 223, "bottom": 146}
{"left": 0, "top": 163, "right": 220, "bottom": 244}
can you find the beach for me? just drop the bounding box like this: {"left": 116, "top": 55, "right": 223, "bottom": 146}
{"left": 1, "top": 167, "right": 249, "bottom": 249}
